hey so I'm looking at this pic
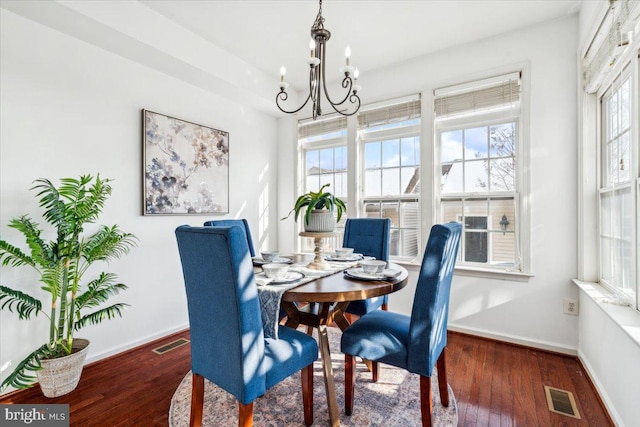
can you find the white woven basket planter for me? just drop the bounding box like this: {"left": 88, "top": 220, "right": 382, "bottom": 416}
{"left": 304, "top": 209, "right": 336, "bottom": 232}
{"left": 37, "top": 338, "right": 90, "bottom": 398}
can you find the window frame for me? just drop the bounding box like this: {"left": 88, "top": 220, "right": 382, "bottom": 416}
{"left": 295, "top": 97, "right": 423, "bottom": 261}
{"left": 358, "top": 120, "right": 422, "bottom": 262}
{"left": 434, "top": 100, "right": 525, "bottom": 273}
{"left": 298, "top": 122, "right": 349, "bottom": 253}
{"left": 293, "top": 77, "right": 533, "bottom": 280}
{"left": 596, "top": 60, "right": 639, "bottom": 307}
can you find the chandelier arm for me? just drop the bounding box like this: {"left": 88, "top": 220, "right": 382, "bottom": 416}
{"left": 321, "top": 69, "right": 359, "bottom": 113}
{"left": 319, "top": 48, "right": 357, "bottom": 109}
{"left": 276, "top": 91, "right": 313, "bottom": 115}
{"left": 323, "top": 76, "right": 357, "bottom": 107}
{"left": 324, "top": 92, "right": 361, "bottom": 116}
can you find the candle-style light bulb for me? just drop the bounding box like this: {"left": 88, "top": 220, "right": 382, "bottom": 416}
{"left": 352, "top": 67, "right": 362, "bottom": 93}
{"left": 280, "top": 66, "right": 286, "bottom": 82}
{"left": 345, "top": 45, "right": 351, "bottom": 66}
{"left": 309, "top": 39, "right": 315, "bottom": 57}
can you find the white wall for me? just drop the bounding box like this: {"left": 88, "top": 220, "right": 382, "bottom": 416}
{"left": 279, "top": 16, "right": 581, "bottom": 353}
{"left": 578, "top": 290, "right": 640, "bottom": 426}
{"left": 0, "top": 9, "right": 278, "bottom": 394}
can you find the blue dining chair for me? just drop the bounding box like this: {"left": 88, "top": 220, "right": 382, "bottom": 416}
{"left": 175, "top": 225, "right": 318, "bottom": 427}
{"left": 342, "top": 218, "right": 391, "bottom": 316}
{"left": 203, "top": 219, "right": 256, "bottom": 257}
{"left": 340, "top": 222, "right": 462, "bottom": 427}
{"left": 203, "top": 219, "right": 294, "bottom": 322}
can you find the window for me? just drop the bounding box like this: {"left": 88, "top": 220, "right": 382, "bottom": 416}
{"left": 581, "top": 0, "right": 639, "bottom": 310}
{"left": 304, "top": 147, "right": 348, "bottom": 197}
{"left": 295, "top": 97, "right": 421, "bottom": 260}
{"left": 434, "top": 73, "right": 523, "bottom": 271}
{"left": 359, "top": 98, "right": 421, "bottom": 259}
{"left": 598, "top": 67, "right": 637, "bottom": 305}
{"left": 299, "top": 116, "right": 348, "bottom": 251}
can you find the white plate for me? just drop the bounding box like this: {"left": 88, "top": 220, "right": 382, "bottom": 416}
{"left": 344, "top": 268, "right": 401, "bottom": 281}
{"left": 256, "top": 271, "right": 305, "bottom": 285}
{"left": 252, "top": 257, "right": 292, "bottom": 265}
{"left": 325, "top": 253, "right": 364, "bottom": 262}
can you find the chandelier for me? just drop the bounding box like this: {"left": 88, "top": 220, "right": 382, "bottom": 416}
{"left": 276, "top": 0, "right": 361, "bottom": 120}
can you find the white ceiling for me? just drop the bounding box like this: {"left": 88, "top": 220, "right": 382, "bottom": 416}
{"left": 142, "top": 0, "right": 582, "bottom": 89}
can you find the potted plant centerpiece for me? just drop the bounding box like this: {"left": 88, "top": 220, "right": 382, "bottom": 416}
{"left": 0, "top": 175, "right": 136, "bottom": 397}
{"left": 282, "top": 183, "right": 346, "bottom": 232}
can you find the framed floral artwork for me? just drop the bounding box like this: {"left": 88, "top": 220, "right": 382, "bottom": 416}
{"left": 143, "top": 110, "right": 229, "bottom": 215}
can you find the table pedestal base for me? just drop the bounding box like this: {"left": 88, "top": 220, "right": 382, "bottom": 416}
{"left": 283, "top": 301, "right": 351, "bottom": 427}
{"left": 307, "top": 236, "right": 331, "bottom": 270}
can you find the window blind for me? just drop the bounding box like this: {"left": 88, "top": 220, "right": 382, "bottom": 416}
{"left": 583, "top": 0, "right": 639, "bottom": 93}
{"left": 434, "top": 73, "right": 520, "bottom": 118}
{"left": 298, "top": 116, "right": 347, "bottom": 139}
{"left": 358, "top": 98, "right": 421, "bottom": 128}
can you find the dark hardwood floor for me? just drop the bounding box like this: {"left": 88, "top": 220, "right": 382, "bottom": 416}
{"left": 446, "top": 332, "right": 612, "bottom": 427}
{"left": 0, "top": 329, "right": 612, "bottom": 426}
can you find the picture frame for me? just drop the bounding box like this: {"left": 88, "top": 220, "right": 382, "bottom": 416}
{"left": 143, "top": 110, "right": 229, "bottom": 215}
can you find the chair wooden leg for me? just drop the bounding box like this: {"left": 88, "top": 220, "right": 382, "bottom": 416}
{"left": 238, "top": 402, "right": 254, "bottom": 427}
{"left": 381, "top": 303, "right": 388, "bottom": 311}
{"left": 436, "top": 348, "right": 450, "bottom": 407}
{"left": 301, "top": 364, "right": 314, "bottom": 426}
{"left": 190, "top": 373, "right": 204, "bottom": 427}
{"left": 306, "top": 325, "right": 314, "bottom": 336}
{"left": 371, "top": 361, "right": 379, "bottom": 383}
{"left": 345, "top": 354, "right": 356, "bottom": 416}
{"left": 419, "top": 375, "right": 433, "bottom": 427}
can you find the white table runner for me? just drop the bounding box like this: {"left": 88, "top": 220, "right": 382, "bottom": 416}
{"left": 257, "top": 261, "right": 360, "bottom": 339}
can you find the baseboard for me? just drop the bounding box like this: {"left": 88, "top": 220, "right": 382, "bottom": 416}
{"left": 577, "top": 349, "right": 623, "bottom": 427}
{"left": 447, "top": 323, "right": 578, "bottom": 356}
{"left": 83, "top": 322, "right": 190, "bottom": 365}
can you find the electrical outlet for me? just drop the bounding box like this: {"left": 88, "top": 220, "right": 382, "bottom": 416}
{"left": 563, "top": 298, "right": 579, "bottom": 315}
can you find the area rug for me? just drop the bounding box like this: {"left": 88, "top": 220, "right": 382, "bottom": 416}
{"left": 169, "top": 328, "right": 457, "bottom": 426}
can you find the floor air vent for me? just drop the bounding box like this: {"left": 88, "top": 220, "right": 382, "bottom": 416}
{"left": 152, "top": 338, "right": 190, "bottom": 355}
{"left": 544, "top": 386, "right": 581, "bottom": 419}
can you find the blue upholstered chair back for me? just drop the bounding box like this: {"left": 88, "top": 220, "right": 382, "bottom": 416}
{"left": 203, "top": 219, "right": 256, "bottom": 257}
{"left": 342, "top": 218, "right": 391, "bottom": 261}
{"left": 175, "top": 225, "right": 265, "bottom": 403}
{"left": 407, "top": 222, "right": 461, "bottom": 377}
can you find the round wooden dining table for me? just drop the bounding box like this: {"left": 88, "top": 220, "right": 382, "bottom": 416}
{"left": 280, "top": 262, "right": 409, "bottom": 427}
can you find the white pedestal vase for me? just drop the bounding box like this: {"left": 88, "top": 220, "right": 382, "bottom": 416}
{"left": 304, "top": 209, "right": 336, "bottom": 232}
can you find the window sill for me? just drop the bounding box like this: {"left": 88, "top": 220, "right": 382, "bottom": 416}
{"left": 572, "top": 279, "right": 640, "bottom": 349}
{"left": 394, "top": 260, "right": 533, "bottom": 282}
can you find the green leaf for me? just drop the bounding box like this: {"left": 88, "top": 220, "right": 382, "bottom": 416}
{"left": 280, "top": 183, "right": 347, "bottom": 223}
{"left": 0, "top": 344, "right": 49, "bottom": 391}
{"left": 0, "top": 239, "right": 35, "bottom": 268}
{"left": 74, "top": 303, "right": 129, "bottom": 331}
{"left": 0, "top": 286, "right": 42, "bottom": 320}
{"left": 0, "top": 215, "right": 54, "bottom": 269}
{"left": 82, "top": 226, "right": 137, "bottom": 264}
{"left": 75, "top": 272, "right": 127, "bottom": 310}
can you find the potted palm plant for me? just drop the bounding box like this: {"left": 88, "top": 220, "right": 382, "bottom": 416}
{"left": 281, "top": 183, "right": 346, "bottom": 232}
{"left": 0, "top": 175, "right": 137, "bottom": 397}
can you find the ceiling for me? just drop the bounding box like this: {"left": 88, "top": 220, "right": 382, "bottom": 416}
{"left": 141, "top": 0, "right": 582, "bottom": 90}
